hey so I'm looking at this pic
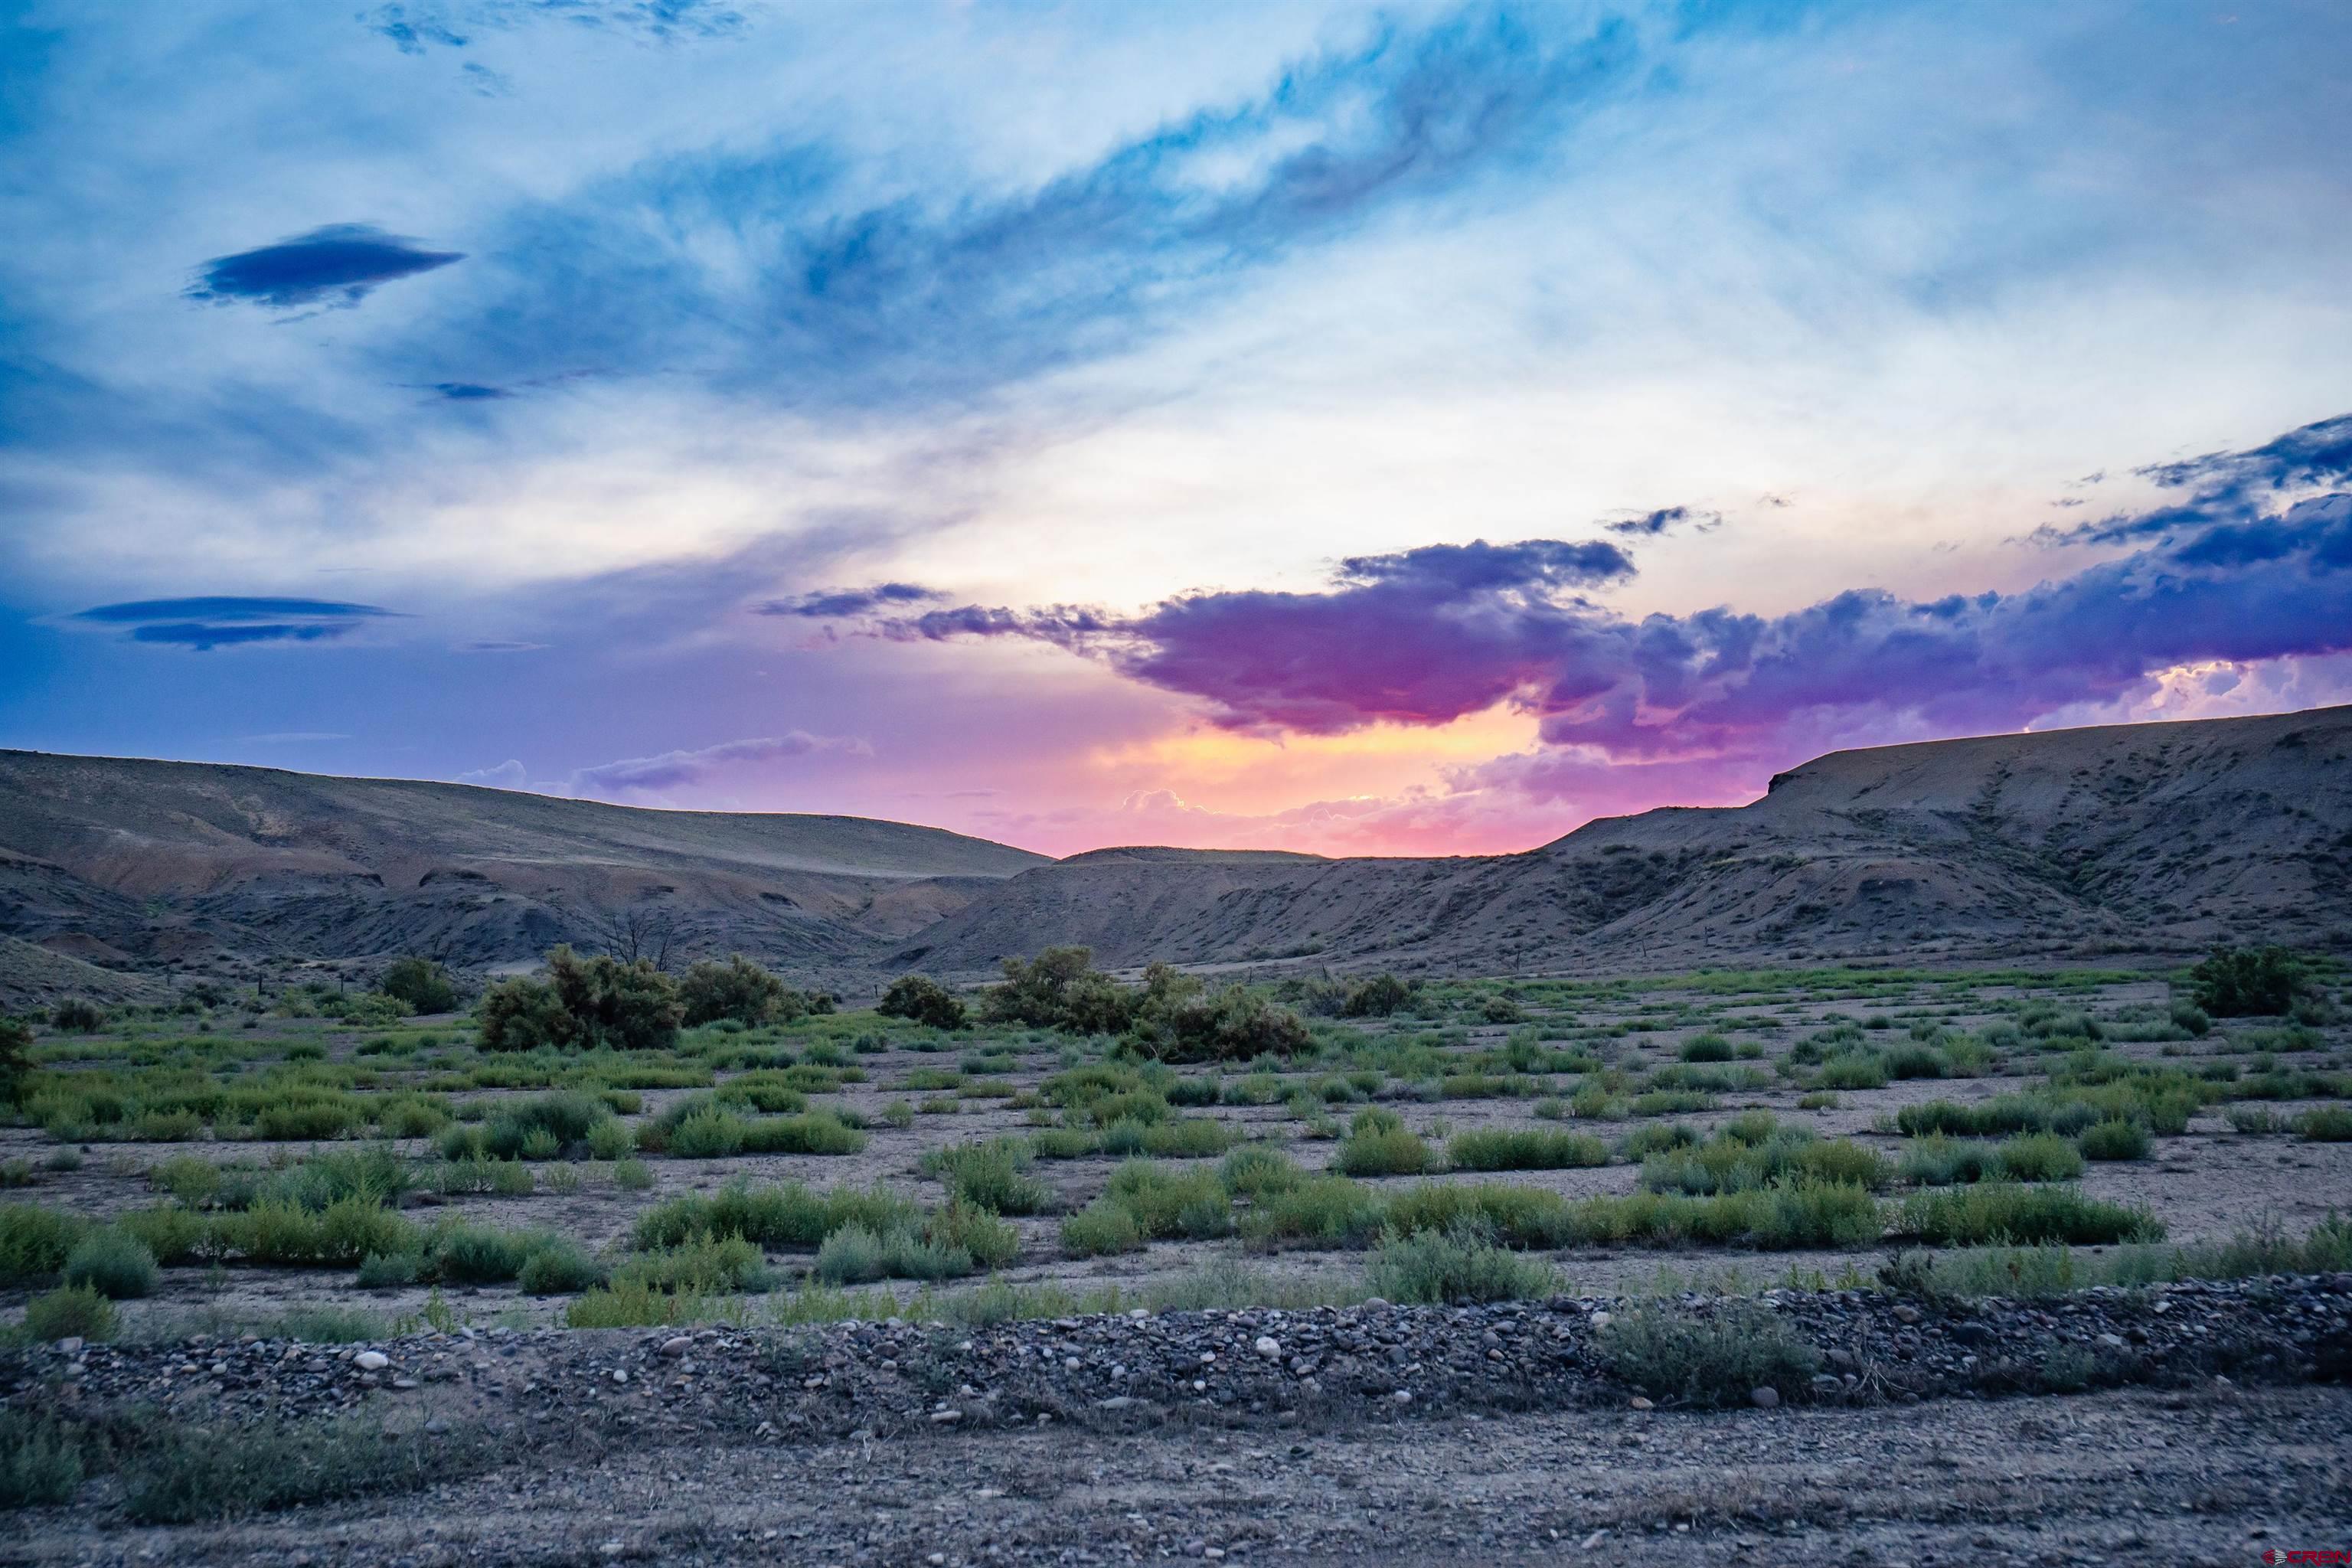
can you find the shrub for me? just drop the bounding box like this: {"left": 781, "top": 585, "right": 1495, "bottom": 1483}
{"left": 479, "top": 946, "right": 681, "bottom": 1051}
{"left": 1240, "top": 1175, "right": 1387, "bottom": 1250}
{"left": 2076, "top": 1119, "right": 2151, "bottom": 1161}
{"left": 1060, "top": 1203, "right": 1145, "bottom": 1257}
{"left": 378, "top": 957, "right": 459, "bottom": 1015}
{"left": 1102, "top": 1160, "right": 1233, "bottom": 1240}
{"left": 679, "top": 955, "right": 800, "bottom": 1027}
{"left": 1447, "top": 1128, "right": 1609, "bottom": 1171}
{"left": 929, "top": 1195, "right": 1018, "bottom": 1269}
{"left": 0, "top": 1205, "right": 83, "bottom": 1282}
{"left": 1599, "top": 1304, "right": 1820, "bottom": 1407}
{"left": 2297, "top": 1106, "right": 2352, "bottom": 1142}
{"left": 0, "top": 1017, "right": 34, "bottom": 1102}
{"left": 0, "top": 1410, "right": 84, "bottom": 1506}
{"left": 923, "top": 1141, "right": 1049, "bottom": 1215}
{"left": 1900, "top": 1138, "right": 2000, "bottom": 1186}
{"left": 1130, "top": 973, "right": 1312, "bottom": 1064}
{"left": 1218, "top": 1145, "right": 1307, "bottom": 1199}
{"left": 980, "top": 948, "right": 1135, "bottom": 1034}
{"left": 665, "top": 1108, "right": 747, "bottom": 1158}
{"left": 586, "top": 1119, "right": 636, "bottom": 1160}
{"left": 1679, "top": 1034, "right": 1734, "bottom": 1063}
{"left": 1995, "top": 1132, "right": 2088, "bottom": 1181}
{"left": 63, "top": 1230, "right": 158, "bottom": 1300}
{"left": 1900, "top": 1183, "right": 2161, "bottom": 1246}
{"left": 118, "top": 1414, "right": 498, "bottom": 1523}
{"left": 613, "top": 1158, "right": 655, "bottom": 1191}
{"left": 1366, "top": 1220, "right": 1559, "bottom": 1305}
{"left": 473, "top": 975, "right": 575, "bottom": 1054}
{"left": 737, "top": 1112, "right": 866, "bottom": 1156}
{"left": 1333, "top": 1108, "right": 1432, "bottom": 1178}
{"left": 22, "top": 1285, "right": 115, "bottom": 1344}
{"left": 2190, "top": 946, "right": 2304, "bottom": 1017}
{"left": 877, "top": 975, "right": 969, "bottom": 1031}
{"left": 51, "top": 998, "right": 106, "bottom": 1034}
{"left": 483, "top": 1092, "right": 612, "bottom": 1160}
{"left": 1341, "top": 974, "right": 1412, "bottom": 1018}
{"left": 517, "top": 1240, "right": 606, "bottom": 1295}
{"left": 429, "top": 1225, "right": 531, "bottom": 1284}
{"left": 1384, "top": 1182, "right": 1571, "bottom": 1250}
{"left": 355, "top": 1252, "right": 420, "bottom": 1289}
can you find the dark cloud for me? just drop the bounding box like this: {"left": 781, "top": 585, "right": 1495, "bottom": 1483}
{"left": 755, "top": 582, "right": 945, "bottom": 619}
{"left": 73, "top": 596, "right": 402, "bottom": 652}
{"left": 456, "top": 639, "right": 545, "bottom": 653}
{"left": 431, "top": 382, "right": 510, "bottom": 400}
{"left": 188, "top": 224, "right": 463, "bottom": 311}
{"left": 1603, "top": 505, "right": 1722, "bottom": 537}
{"left": 2035, "top": 412, "right": 2352, "bottom": 550}
{"left": 890, "top": 416, "right": 2352, "bottom": 753}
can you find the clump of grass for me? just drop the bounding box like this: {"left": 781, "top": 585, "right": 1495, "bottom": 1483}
{"left": 516, "top": 1239, "right": 606, "bottom": 1295}
{"left": 813, "top": 1223, "right": 966, "bottom": 1285}
{"left": 1100, "top": 1160, "right": 1234, "bottom": 1240}
{"left": 119, "top": 1414, "right": 503, "bottom": 1523}
{"left": 1060, "top": 1202, "right": 1145, "bottom": 1257}
{"left": 0, "top": 1205, "right": 85, "bottom": 1284}
{"left": 617, "top": 1234, "right": 769, "bottom": 1293}
{"left": 565, "top": 1280, "right": 715, "bottom": 1329}
{"left": 1239, "top": 1174, "right": 1387, "bottom": 1251}
{"left": 1332, "top": 1108, "right": 1432, "bottom": 1178}
{"left": 2076, "top": 1119, "right": 2151, "bottom": 1161}
{"left": 1365, "top": 1220, "right": 1560, "bottom": 1305}
{"left": 0, "top": 1410, "right": 84, "bottom": 1507}
{"left": 21, "top": 1285, "right": 116, "bottom": 1344}
{"left": 1599, "top": 1303, "right": 1820, "bottom": 1407}
{"left": 2296, "top": 1106, "right": 2352, "bottom": 1142}
{"left": 612, "top": 1158, "right": 655, "bottom": 1191}
{"left": 923, "top": 1140, "right": 1050, "bottom": 1214}
{"left": 1994, "top": 1132, "right": 2087, "bottom": 1181}
{"left": 1900, "top": 1183, "right": 2161, "bottom": 1246}
{"left": 62, "top": 1230, "right": 157, "bottom": 1300}
{"left": 1446, "top": 1128, "right": 1609, "bottom": 1171}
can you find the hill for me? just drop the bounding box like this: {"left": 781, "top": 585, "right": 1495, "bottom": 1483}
{"left": 890, "top": 705, "right": 2352, "bottom": 973}
{"left": 0, "top": 750, "right": 1048, "bottom": 1001}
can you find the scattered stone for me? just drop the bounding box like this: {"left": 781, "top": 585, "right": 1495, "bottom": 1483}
{"left": 1749, "top": 1386, "right": 1780, "bottom": 1409}
{"left": 353, "top": 1351, "right": 390, "bottom": 1373}
{"left": 1255, "top": 1336, "right": 1282, "bottom": 1360}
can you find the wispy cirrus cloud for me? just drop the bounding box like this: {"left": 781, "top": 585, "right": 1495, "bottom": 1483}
{"left": 70, "top": 596, "right": 404, "bottom": 651}
{"left": 755, "top": 582, "right": 945, "bottom": 619}
{"left": 568, "top": 731, "right": 869, "bottom": 796}
{"left": 186, "top": 224, "right": 463, "bottom": 311}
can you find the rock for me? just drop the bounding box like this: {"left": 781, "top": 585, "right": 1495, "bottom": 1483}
{"left": 54, "top": 1337, "right": 83, "bottom": 1354}
{"left": 662, "top": 1337, "right": 691, "bottom": 1357}
{"left": 1893, "top": 1305, "right": 1922, "bottom": 1325}
{"left": 930, "top": 1409, "right": 962, "bottom": 1423}
{"left": 1628, "top": 1396, "right": 1654, "bottom": 1410}
{"left": 353, "top": 1351, "right": 390, "bottom": 1373}
{"left": 1391, "top": 1389, "right": 1413, "bottom": 1405}
{"left": 1750, "top": 1386, "right": 1780, "bottom": 1409}
{"left": 612, "top": 1369, "right": 629, "bottom": 1384}
{"left": 1587, "top": 1312, "right": 1611, "bottom": 1330}
{"left": 1580, "top": 1530, "right": 1609, "bottom": 1550}
{"left": 1255, "top": 1336, "right": 1282, "bottom": 1360}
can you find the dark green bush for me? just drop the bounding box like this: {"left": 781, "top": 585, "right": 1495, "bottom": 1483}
{"left": 877, "top": 975, "right": 969, "bottom": 1031}
{"left": 62, "top": 1230, "right": 157, "bottom": 1300}
{"left": 1447, "top": 1128, "right": 1609, "bottom": 1171}
{"left": 50, "top": 998, "right": 106, "bottom": 1034}
{"left": 2077, "top": 1119, "right": 2151, "bottom": 1161}
{"left": 377, "top": 957, "right": 458, "bottom": 1015}
{"left": 679, "top": 955, "right": 803, "bottom": 1027}
{"left": 2190, "top": 946, "right": 2303, "bottom": 1018}
{"left": 22, "top": 1285, "right": 115, "bottom": 1343}
{"left": 1366, "top": 1220, "right": 1557, "bottom": 1304}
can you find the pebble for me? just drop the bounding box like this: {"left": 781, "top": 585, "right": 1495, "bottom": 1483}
{"left": 1749, "top": 1386, "right": 1780, "bottom": 1409}
{"left": 353, "top": 1351, "right": 390, "bottom": 1373}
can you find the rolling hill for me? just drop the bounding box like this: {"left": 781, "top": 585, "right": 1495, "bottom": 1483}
{"left": 4, "top": 704, "right": 2348, "bottom": 1005}
{"left": 890, "top": 704, "right": 2352, "bottom": 974}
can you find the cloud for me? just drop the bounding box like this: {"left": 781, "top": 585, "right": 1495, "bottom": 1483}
{"left": 424, "top": 11, "right": 1644, "bottom": 412}
{"left": 187, "top": 224, "right": 463, "bottom": 311}
{"left": 455, "top": 639, "right": 545, "bottom": 653}
{"left": 71, "top": 596, "right": 403, "bottom": 652}
{"left": 455, "top": 759, "right": 531, "bottom": 790}
{"left": 754, "top": 582, "right": 945, "bottom": 619}
{"left": 364, "top": 1, "right": 746, "bottom": 53}
{"left": 568, "top": 730, "right": 868, "bottom": 795}
{"left": 239, "top": 731, "right": 351, "bottom": 743}
{"left": 431, "top": 382, "right": 510, "bottom": 401}
{"left": 1602, "top": 505, "right": 1723, "bottom": 537}
{"left": 893, "top": 415, "right": 2352, "bottom": 769}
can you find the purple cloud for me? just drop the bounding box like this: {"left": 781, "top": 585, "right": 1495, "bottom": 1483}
{"left": 886, "top": 417, "right": 2352, "bottom": 760}
{"left": 755, "top": 582, "right": 946, "bottom": 619}
{"left": 187, "top": 224, "right": 463, "bottom": 310}
{"left": 1603, "top": 505, "right": 1721, "bottom": 537}
{"left": 73, "top": 596, "right": 403, "bottom": 652}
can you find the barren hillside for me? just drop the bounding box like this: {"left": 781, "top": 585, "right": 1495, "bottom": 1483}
{"left": 893, "top": 705, "right": 2352, "bottom": 974}
{"left": 0, "top": 752, "right": 1048, "bottom": 998}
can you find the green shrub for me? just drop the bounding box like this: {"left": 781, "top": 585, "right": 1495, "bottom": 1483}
{"left": 1060, "top": 1202, "right": 1146, "bottom": 1257}
{"left": 478, "top": 946, "right": 682, "bottom": 1052}
{"left": 119, "top": 1414, "right": 497, "bottom": 1523}
{"left": 2190, "top": 946, "right": 2303, "bottom": 1017}
{"left": 1599, "top": 1304, "right": 1820, "bottom": 1407}
{"left": 681, "top": 955, "right": 812, "bottom": 1027}
{"left": 1995, "top": 1132, "right": 2088, "bottom": 1180}
{"left": 21, "top": 1285, "right": 115, "bottom": 1344}
{"left": 62, "top": 1230, "right": 157, "bottom": 1300}
{"left": 2298, "top": 1106, "right": 2352, "bottom": 1142}
{"left": 50, "top": 997, "right": 106, "bottom": 1034}
{"left": 1384, "top": 1182, "right": 1570, "bottom": 1250}
{"left": 1446, "top": 1128, "right": 1609, "bottom": 1171}
{"left": 355, "top": 1252, "right": 420, "bottom": 1289}
{"left": 1333, "top": 1109, "right": 1432, "bottom": 1178}
{"left": 1101, "top": 1161, "right": 1233, "bottom": 1240}
{"left": 612, "top": 1158, "right": 655, "bottom": 1191}
{"left": 1678, "top": 1034, "right": 1734, "bottom": 1063}
{"left": 929, "top": 1196, "right": 1018, "bottom": 1270}
{"left": 378, "top": 957, "right": 459, "bottom": 1015}
{"left": 1239, "top": 1175, "right": 1387, "bottom": 1250}
{"left": 1217, "top": 1145, "right": 1306, "bottom": 1199}
{"left": 517, "top": 1240, "right": 605, "bottom": 1295}
{"left": 0, "top": 1205, "right": 83, "bottom": 1282}
{"left": 616, "top": 1234, "right": 768, "bottom": 1293}
{"left": 429, "top": 1225, "right": 531, "bottom": 1284}
{"left": 1366, "top": 1220, "right": 1559, "bottom": 1305}
{"left": 665, "top": 1108, "right": 747, "bottom": 1158}
{"left": 0, "top": 1410, "right": 84, "bottom": 1506}
{"left": 586, "top": 1119, "right": 636, "bottom": 1160}
{"left": 2076, "top": 1119, "right": 2151, "bottom": 1161}
{"left": 483, "top": 1092, "right": 612, "bottom": 1161}
{"left": 922, "top": 1140, "right": 1049, "bottom": 1215}
{"left": 737, "top": 1111, "right": 866, "bottom": 1156}
{"left": 1900, "top": 1183, "right": 2161, "bottom": 1246}
{"left": 877, "top": 975, "right": 969, "bottom": 1031}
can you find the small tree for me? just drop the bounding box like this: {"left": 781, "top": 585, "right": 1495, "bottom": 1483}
{"left": 2189, "top": 946, "right": 2303, "bottom": 1018}
{"left": 50, "top": 998, "right": 106, "bottom": 1034}
{"left": 476, "top": 974, "right": 577, "bottom": 1053}
{"left": 547, "top": 945, "right": 682, "bottom": 1050}
{"left": 1131, "top": 981, "right": 1312, "bottom": 1064}
{"left": 679, "top": 954, "right": 799, "bottom": 1027}
{"left": 981, "top": 947, "right": 1137, "bottom": 1034}
{"left": 379, "top": 956, "right": 459, "bottom": 1015}
{"left": 1341, "top": 973, "right": 1413, "bottom": 1018}
{"left": 877, "top": 975, "right": 968, "bottom": 1031}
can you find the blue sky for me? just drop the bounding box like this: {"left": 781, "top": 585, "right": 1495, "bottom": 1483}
{"left": 2, "top": 1, "right": 2349, "bottom": 854}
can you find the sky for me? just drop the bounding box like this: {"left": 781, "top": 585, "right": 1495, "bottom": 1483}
{"left": 2, "top": 1, "right": 2350, "bottom": 858}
